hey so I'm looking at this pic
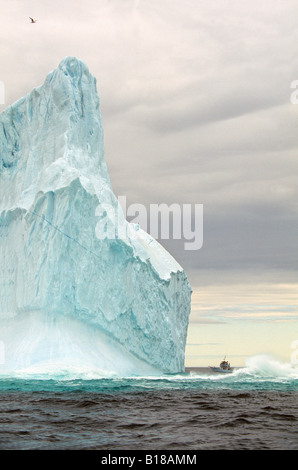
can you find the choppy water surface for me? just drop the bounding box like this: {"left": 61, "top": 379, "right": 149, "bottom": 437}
{"left": 0, "top": 355, "right": 297, "bottom": 450}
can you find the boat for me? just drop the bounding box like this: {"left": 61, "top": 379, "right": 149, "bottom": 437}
{"left": 209, "top": 357, "right": 233, "bottom": 373}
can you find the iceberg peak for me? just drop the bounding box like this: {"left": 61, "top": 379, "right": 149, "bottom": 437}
{"left": 58, "top": 56, "right": 91, "bottom": 77}
{"left": 0, "top": 56, "right": 107, "bottom": 212}
{"left": 44, "top": 56, "right": 100, "bottom": 114}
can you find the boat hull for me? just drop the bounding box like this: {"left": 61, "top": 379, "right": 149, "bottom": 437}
{"left": 209, "top": 366, "right": 233, "bottom": 373}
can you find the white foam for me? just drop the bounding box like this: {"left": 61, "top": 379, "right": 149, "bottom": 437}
{"left": 0, "top": 312, "right": 161, "bottom": 379}
{"left": 238, "top": 354, "right": 298, "bottom": 380}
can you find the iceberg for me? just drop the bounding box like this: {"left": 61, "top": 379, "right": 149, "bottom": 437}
{"left": 0, "top": 57, "right": 192, "bottom": 376}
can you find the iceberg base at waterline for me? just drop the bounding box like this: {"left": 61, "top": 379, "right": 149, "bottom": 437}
{"left": 0, "top": 313, "right": 162, "bottom": 378}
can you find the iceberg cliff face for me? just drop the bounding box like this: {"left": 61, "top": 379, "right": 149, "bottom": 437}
{"left": 0, "top": 57, "right": 192, "bottom": 376}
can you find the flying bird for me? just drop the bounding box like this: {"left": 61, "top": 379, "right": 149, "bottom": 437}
{"left": 29, "top": 17, "right": 37, "bottom": 23}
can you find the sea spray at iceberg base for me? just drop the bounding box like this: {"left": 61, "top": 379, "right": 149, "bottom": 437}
{"left": 0, "top": 313, "right": 162, "bottom": 378}
{"left": 0, "top": 57, "right": 192, "bottom": 377}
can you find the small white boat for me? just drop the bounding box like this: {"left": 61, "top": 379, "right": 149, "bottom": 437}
{"left": 209, "top": 357, "right": 233, "bottom": 373}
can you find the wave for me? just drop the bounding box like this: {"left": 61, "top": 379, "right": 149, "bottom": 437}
{"left": 180, "top": 355, "right": 298, "bottom": 394}
{"left": 0, "top": 354, "right": 297, "bottom": 395}
{"left": 236, "top": 354, "right": 298, "bottom": 380}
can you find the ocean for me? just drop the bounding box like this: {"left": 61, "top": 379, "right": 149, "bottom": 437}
{"left": 0, "top": 355, "right": 297, "bottom": 453}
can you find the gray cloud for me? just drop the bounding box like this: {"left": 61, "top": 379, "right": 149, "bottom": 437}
{"left": 1, "top": 0, "right": 298, "bottom": 288}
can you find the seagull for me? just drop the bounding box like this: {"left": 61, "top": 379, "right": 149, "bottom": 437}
{"left": 29, "top": 17, "right": 37, "bottom": 23}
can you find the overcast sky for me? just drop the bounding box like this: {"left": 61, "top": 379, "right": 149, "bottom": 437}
{"left": 1, "top": 0, "right": 297, "bottom": 364}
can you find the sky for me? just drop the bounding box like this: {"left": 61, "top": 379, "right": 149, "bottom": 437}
{"left": 0, "top": 0, "right": 297, "bottom": 366}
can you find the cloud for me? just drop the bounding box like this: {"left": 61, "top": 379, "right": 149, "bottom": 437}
{"left": 188, "top": 281, "right": 298, "bottom": 324}
{"left": 1, "top": 0, "right": 297, "bottom": 284}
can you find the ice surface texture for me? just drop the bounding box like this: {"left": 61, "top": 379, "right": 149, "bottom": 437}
{"left": 0, "top": 57, "right": 192, "bottom": 376}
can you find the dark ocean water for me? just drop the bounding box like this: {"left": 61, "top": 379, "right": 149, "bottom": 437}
{"left": 0, "top": 356, "right": 297, "bottom": 451}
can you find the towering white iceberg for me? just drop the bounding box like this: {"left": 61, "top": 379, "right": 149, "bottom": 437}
{"left": 0, "top": 57, "right": 192, "bottom": 376}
